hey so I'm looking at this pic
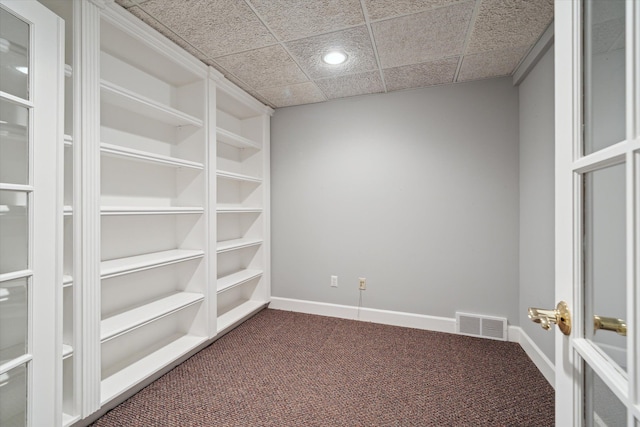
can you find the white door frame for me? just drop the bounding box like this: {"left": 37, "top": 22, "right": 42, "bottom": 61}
{"left": 0, "top": 1, "right": 64, "bottom": 425}
{"left": 555, "top": 0, "right": 640, "bottom": 425}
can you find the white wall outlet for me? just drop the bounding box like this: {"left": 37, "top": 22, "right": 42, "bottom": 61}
{"left": 359, "top": 277, "right": 366, "bottom": 290}
{"left": 331, "top": 275, "right": 338, "bottom": 287}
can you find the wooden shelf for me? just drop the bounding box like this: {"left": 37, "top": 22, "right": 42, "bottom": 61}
{"left": 217, "top": 300, "right": 266, "bottom": 333}
{"left": 101, "top": 80, "right": 203, "bottom": 128}
{"left": 63, "top": 206, "right": 72, "bottom": 216}
{"left": 217, "top": 269, "right": 262, "bottom": 294}
{"left": 101, "top": 143, "right": 204, "bottom": 170}
{"left": 216, "top": 170, "right": 262, "bottom": 183}
{"left": 100, "top": 249, "right": 204, "bottom": 279}
{"left": 101, "top": 206, "right": 204, "bottom": 216}
{"left": 64, "top": 134, "right": 73, "bottom": 146}
{"left": 216, "top": 127, "right": 260, "bottom": 150}
{"left": 100, "top": 334, "right": 206, "bottom": 405}
{"left": 217, "top": 206, "right": 263, "bottom": 214}
{"left": 63, "top": 275, "right": 73, "bottom": 287}
{"left": 216, "top": 238, "right": 263, "bottom": 253}
{"left": 101, "top": 292, "right": 204, "bottom": 342}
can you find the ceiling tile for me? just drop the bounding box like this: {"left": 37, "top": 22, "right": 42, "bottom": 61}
{"left": 315, "top": 71, "right": 384, "bottom": 99}
{"left": 137, "top": 0, "right": 276, "bottom": 58}
{"left": 457, "top": 46, "right": 527, "bottom": 82}
{"left": 363, "top": 0, "right": 462, "bottom": 21}
{"left": 249, "top": 0, "right": 364, "bottom": 41}
{"left": 128, "top": 7, "right": 211, "bottom": 64}
{"left": 372, "top": 2, "right": 474, "bottom": 69}
{"left": 215, "top": 45, "right": 308, "bottom": 90}
{"left": 467, "top": 0, "right": 553, "bottom": 54}
{"left": 384, "top": 57, "right": 458, "bottom": 91}
{"left": 258, "top": 82, "right": 326, "bottom": 108}
{"left": 285, "top": 26, "right": 377, "bottom": 79}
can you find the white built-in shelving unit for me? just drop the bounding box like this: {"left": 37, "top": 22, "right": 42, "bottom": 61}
{"left": 97, "top": 8, "right": 211, "bottom": 406}
{"left": 214, "top": 81, "right": 271, "bottom": 334}
{"left": 22, "top": 0, "right": 272, "bottom": 424}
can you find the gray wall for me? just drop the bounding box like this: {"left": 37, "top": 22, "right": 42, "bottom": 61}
{"left": 518, "top": 46, "right": 555, "bottom": 361}
{"left": 271, "top": 78, "right": 521, "bottom": 323}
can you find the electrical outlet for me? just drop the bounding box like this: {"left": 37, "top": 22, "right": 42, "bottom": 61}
{"left": 331, "top": 275, "right": 338, "bottom": 287}
{"left": 359, "top": 277, "right": 366, "bottom": 290}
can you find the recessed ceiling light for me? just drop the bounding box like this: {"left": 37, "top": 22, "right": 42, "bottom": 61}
{"left": 322, "top": 51, "right": 347, "bottom": 65}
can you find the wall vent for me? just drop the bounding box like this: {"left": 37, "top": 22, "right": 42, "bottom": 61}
{"left": 455, "top": 312, "right": 508, "bottom": 341}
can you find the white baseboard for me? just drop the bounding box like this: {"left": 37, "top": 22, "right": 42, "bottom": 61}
{"left": 269, "top": 297, "right": 455, "bottom": 333}
{"left": 269, "top": 297, "right": 555, "bottom": 388}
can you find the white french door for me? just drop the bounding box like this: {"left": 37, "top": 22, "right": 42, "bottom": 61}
{"left": 0, "top": 1, "right": 64, "bottom": 426}
{"left": 555, "top": 0, "right": 639, "bottom": 425}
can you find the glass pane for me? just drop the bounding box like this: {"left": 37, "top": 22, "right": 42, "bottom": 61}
{"left": 583, "top": 0, "right": 626, "bottom": 155}
{"left": 0, "top": 190, "right": 28, "bottom": 274}
{"left": 0, "top": 278, "right": 27, "bottom": 364}
{"left": 584, "top": 365, "right": 626, "bottom": 427}
{"left": 0, "top": 363, "right": 27, "bottom": 427}
{"left": 0, "top": 98, "right": 29, "bottom": 185}
{"left": 0, "top": 7, "right": 29, "bottom": 100}
{"left": 584, "top": 163, "right": 626, "bottom": 372}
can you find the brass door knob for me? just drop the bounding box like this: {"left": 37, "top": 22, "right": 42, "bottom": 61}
{"left": 528, "top": 301, "right": 572, "bottom": 336}
{"left": 594, "top": 315, "right": 627, "bottom": 336}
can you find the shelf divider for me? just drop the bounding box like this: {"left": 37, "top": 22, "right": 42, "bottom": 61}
{"left": 216, "top": 127, "right": 260, "bottom": 150}
{"left": 217, "top": 300, "right": 266, "bottom": 333}
{"left": 216, "top": 238, "right": 263, "bottom": 253}
{"left": 217, "top": 269, "right": 263, "bottom": 294}
{"left": 100, "top": 249, "right": 204, "bottom": 279}
{"left": 100, "top": 334, "right": 207, "bottom": 405}
{"left": 101, "top": 292, "right": 204, "bottom": 342}
{"left": 101, "top": 143, "right": 204, "bottom": 170}
{"left": 101, "top": 79, "right": 203, "bottom": 128}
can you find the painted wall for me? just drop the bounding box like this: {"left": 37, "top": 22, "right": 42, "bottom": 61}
{"left": 271, "top": 78, "right": 520, "bottom": 323}
{"left": 518, "top": 46, "right": 555, "bottom": 362}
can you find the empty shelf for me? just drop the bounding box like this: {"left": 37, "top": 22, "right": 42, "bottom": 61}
{"left": 101, "top": 143, "right": 204, "bottom": 170}
{"left": 217, "top": 300, "right": 266, "bottom": 333}
{"left": 100, "top": 334, "right": 206, "bottom": 405}
{"left": 216, "top": 127, "right": 260, "bottom": 150}
{"left": 101, "top": 292, "right": 204, "bottom": 343}
{"left": 217, "top": 269, "right": 263, "bottom": 294}
{"left": 217, "top": 206, "right": 262, "bottom": 214}
{"left": 216, "top": 170, "right": 262, "bottom": 183}
{"left": 101, "top": 206, "right": 204, "bottom": 216}
{"left": 64, "top": 206, "right": 73, "bottom": 216}
{"left": 101, "top": 249, "right": 204, "bottom": 279}
{"left": 216, "top": 238, "right": 263, "bottom": 253}
{"left": 64, "top": 134, "right": 73, "bottom": 146}
{"left": 63, "top": 275, "right": 73, "bottom": 287}
{"left": 101, "top": 80, "right": 203, "bottom": 128}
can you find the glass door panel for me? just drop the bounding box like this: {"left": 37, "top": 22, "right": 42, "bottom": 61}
{"left": 584, "top": 364, "right": 627, "bottom": 426}
{"left": 0, "top": 364, "right": 27, "bottom": 427}
{"left": 0, "top": 277, "right": 27, "bottom": 365}
{"left": 0, "top": 6, "right": 29, "bottom": 99}
{"left": 0, "top": 190, "right": 28, "bottom": 274}
{"left": 583, "top": 0, "right": 626, "bottom": 155}
{"left": 0, "top": 98, "right": 29, "bottom": 185}
{"left": 583, "top": 163, "right": 627, "bottom": 372}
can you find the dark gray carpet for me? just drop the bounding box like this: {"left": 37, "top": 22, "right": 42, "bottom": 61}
{"left": 92, "top": 308, "right": 554, "bottom": 426}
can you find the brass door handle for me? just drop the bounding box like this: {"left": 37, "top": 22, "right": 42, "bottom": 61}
{"left": 528, "top": 301, "right": 572, "bottom": 336}
{"left": 594, "top": 315, "right": 627, "bottom": 336}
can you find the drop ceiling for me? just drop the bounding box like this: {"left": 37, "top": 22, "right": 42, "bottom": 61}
{"left": 115, "top": 0, "right": 554, "bottom": 109}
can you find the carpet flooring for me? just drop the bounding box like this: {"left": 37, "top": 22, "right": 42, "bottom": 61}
{"left": 92, "top": 309, "right": 554, "bottom": 426}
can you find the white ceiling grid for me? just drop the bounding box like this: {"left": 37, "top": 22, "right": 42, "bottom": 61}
{"left": 117, "top": 0, "right": 554, "bottom": 108}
